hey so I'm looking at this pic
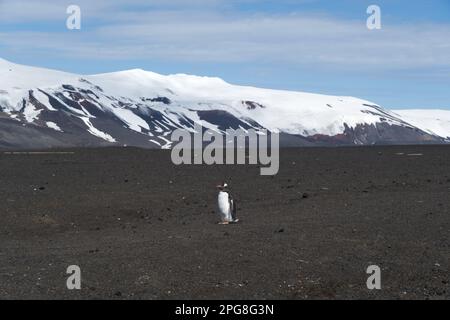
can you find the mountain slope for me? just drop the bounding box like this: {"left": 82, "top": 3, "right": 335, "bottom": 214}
{"left": 393, "top": 109, "right": 450, "bottom": 140}
{"left": 0, "top": 58, "right": 446, "bottom": 149}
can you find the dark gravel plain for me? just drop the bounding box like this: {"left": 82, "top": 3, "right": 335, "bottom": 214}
{"left": 0, "top": 146, "right": 449, "bottom": 299}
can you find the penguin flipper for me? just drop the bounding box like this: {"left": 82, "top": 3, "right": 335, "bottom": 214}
{"left": 231, "top": 199, "right": 237, "bottom": 221}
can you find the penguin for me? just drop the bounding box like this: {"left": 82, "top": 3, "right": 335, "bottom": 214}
{"left": 216, "top": 182, "right": 239, "bottom": 224}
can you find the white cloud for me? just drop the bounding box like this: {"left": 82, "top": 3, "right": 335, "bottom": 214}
{"left": 1, "top": 1, "right": 450, "bottom": 71}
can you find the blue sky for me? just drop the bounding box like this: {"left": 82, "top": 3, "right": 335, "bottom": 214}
{"left": 1, "top": 0, "right": 450, "bottom": 109}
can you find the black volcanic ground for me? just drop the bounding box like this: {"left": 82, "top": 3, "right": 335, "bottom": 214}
{"left": 0, "top": 146, "right": 448, "bottom": 299}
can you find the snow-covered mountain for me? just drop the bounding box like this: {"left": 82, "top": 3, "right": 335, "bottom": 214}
{"left": 0, "top": 58, "right": 447, "bottom": 149}
{"left": 393, "top": 109, "right": 450, "bottom": 140}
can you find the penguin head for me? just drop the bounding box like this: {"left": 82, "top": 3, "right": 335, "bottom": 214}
{"left": 216, "top": 182, "right": 228, "bottom": 190}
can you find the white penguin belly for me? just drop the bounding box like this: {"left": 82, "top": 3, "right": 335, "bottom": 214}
{"left": 218, "top": 191, "right": 231, "bottom": 221}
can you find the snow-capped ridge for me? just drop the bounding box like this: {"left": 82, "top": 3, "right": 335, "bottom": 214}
{"left": 394, "top": 109, "right": 450, "bottom": 139}
{"left": 0, "top": 57, "right": 78, "bottom": 85}
{"left": 0, "top": 58, "right": 448, "bottom": 149}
